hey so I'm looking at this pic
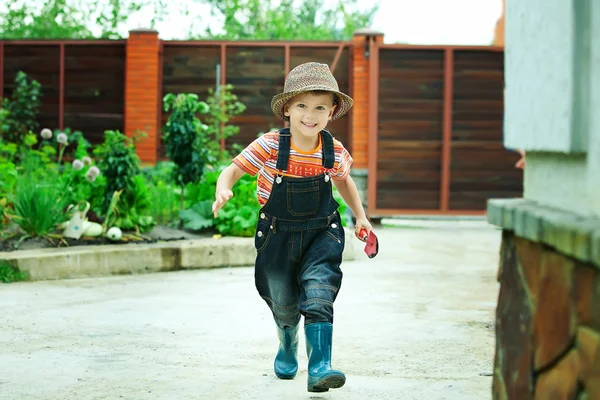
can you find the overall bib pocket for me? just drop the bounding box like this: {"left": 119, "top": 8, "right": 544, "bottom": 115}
{"left": 286, "top": 181, "right": 320, "bottom": 216}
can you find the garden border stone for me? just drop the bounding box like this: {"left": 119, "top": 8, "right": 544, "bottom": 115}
{"left": 0, "top": 230, "right": 358, "bottom": 281}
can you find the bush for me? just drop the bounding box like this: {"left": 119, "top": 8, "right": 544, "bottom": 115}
{"left": 163, "top": 93, "right": 210, "bottom": 214}
{"left": 11, "top": 160, "right": 70, "bottom": 238}
{"left": 93, "top": 130, "right": 155, "bottom": 233}
{"left": 180, "top": 169, "right": 260, "bottom": 237}
{"left": 1, "top": 71, "right": 41, "bottom": 145}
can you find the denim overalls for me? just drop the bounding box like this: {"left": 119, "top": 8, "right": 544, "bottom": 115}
{"left": 253, "top": 128, "right": 345, "bottom": 329}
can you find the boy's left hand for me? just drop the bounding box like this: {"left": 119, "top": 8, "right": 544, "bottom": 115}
{"left": 354, "top": 217, "right": 373, "bottom": 242}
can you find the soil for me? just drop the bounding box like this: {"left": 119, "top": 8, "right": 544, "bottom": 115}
{"left": 0, "top": 225, "right": 214, "bottom": 252}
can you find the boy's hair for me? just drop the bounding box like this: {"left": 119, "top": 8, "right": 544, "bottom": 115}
{"left": 307, "top": 90, "right": 338, "bottom": 106}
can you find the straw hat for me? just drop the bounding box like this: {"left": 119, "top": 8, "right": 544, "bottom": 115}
{"left": 271, "top": 62, "right": 354, "bottom": 121}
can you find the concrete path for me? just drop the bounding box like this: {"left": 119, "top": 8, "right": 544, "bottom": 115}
{"left": 0, "top": 220, "right": 501, "bottom": 400}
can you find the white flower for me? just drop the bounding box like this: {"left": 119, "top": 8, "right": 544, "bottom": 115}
{"left": 72, "top": 159, "right": 84, "bottom": 170}
{"left": 88, "top": 166, "right": 100, "bottom": 177}
{"left": 82, "top": 156, "right": 92, "bottom": 166}
{"left": 85, "top": 166, "right": 100, "bottom": 182}
{"left": 57, "top": 133, "right": 68, "bottom": 144}
{"left": 40, "top": 128, "right": 52, "bottom": 140}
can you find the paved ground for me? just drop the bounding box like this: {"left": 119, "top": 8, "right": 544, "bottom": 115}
{"left": 1, "top": 219, "right": 502, "bottom": 400}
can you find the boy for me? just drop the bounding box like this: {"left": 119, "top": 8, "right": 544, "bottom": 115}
{"left": 212, "top": 62, "right": 373, "bottom": 393}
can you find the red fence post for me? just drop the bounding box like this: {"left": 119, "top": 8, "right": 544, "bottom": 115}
{"left": 352, "top": 28, "right": 383, "bottom": 216}
{"left": 125, "top": 28, "right": 161, "bottom": 165}
{"left": 440, "top": 49, "right": 454, "bottom": 212}
{"left": 59, "top": 43, "right": 65, "bottom": 131}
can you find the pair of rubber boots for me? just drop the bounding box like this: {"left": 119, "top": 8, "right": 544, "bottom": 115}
{"left": 274, "top": 322, "right": 345, "bottom": 392}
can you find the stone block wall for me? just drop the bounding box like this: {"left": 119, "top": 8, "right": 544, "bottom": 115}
{"left": 489, "top": 199, "right": 600, "bottom": 399}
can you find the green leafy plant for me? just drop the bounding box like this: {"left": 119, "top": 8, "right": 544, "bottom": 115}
{"left": 204, "top": 84, "right": 247, "bottom": 163}
{"left": 1, "top": 71, "right": 41, "bottom": 145}
{"left": 11, "top": 170, "right": 70, "bottom": 238}
{"left": 162, "top": 93, "right": 210, "bottom": 213}
{"left": 0, "top": 140, "right": 18, "bottom": 199}
{"left": 94, "top": 130, "right": 141, "bottom": 212}
{"left": 93, "top": 130, "right": 155, "bottom": 232}
{"left": 181, "top": 169, "right": 260, "bottom": 237}
{"left": 0, "top": 260, "right": 28, "bottom": 283}
{"left": 141, "top": 162, "right": 180, "bottom": 225}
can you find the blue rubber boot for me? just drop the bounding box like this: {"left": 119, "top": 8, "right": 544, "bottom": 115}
{"left": 305, "top": 322, "right": 346, "bottom": 392}
{"left": 274, "top": 324, "right": 299, "bottom": 379}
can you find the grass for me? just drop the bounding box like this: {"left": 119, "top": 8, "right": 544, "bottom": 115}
{"left": 0, "top": 260, "right": 28, "bottom": 283}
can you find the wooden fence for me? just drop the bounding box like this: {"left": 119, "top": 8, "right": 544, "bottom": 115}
{"left": 368, "top": 43, "right": 522, "bottom": 215}
{"left": 0, "top": 38, "right": 521, "bottom": 215}
{"left": 0, "top": 41, "right": 126, "bottom": 145}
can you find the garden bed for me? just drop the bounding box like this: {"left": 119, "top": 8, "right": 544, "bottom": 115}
{"left": 0, "top": 225, "right": 214, "bottom": 253}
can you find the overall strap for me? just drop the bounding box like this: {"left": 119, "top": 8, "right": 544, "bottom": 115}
{"left": 320, "top": 129, "right": 335, "bottom": 169}
{"left": 276, "top": 128, "right": 335, "bottom": 171}
{"left": 276, "top": 128, "right": 291, "bottom": 171}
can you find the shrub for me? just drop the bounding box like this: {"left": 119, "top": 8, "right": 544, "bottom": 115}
{"left": 1, "top": 71, "right": 41, "bottom": 145}
{"left": 93, "top": 130, "right": 155, "bottom": 232}
{"left": 162, "top": 93, "right": 210, "bottom": 213}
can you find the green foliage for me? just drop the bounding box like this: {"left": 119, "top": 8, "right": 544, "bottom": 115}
{"left": 0, "top": 0, "right": 169, "bottom": 39}
{"left": 1, "top": 72, "right": 42, "bottom": 145}
{"left": 332, "top": 185, "right": 350, "bottom": 227}
{"left": 60, "top": 161, "right": 106, "bottom": 217}
{"left": 93, "top": 130, "right": 155, "bottom": 232}
{"left": 201, "top": 0, "right": 378, "bottom": 40}
{"left": 205, "top": 84, "right": 246, "bottom": 164}
{"left": 163, "top": 93, "right": 210, "bottom": 188}
{"left": 94, "top": 130, "right": 140, "bottom": 211}
{"left": 10, "top": 163, "right": 71, "bottom": 238}
{"left": 204, "top": 84, "right": 247, "bottom": 163}
{"left": 0, "top": 261, "right": 28, "bottom": 283}
{"left": 0, "top": 141, "right": 18, "bottom": 199}
{"left": 181, "top": 170, "right": 260, "bottom": 237}
{"left": 214, "top": 173, "right": 260, "bottom": 236}
{"left": 0, "top": 108, "right": 10, "bottom": 135}
{"left": 106, "top": 175, "right": 156, "bottom": 232}
{"left": 142, "top": 162, "right": 180, "bottom": 225}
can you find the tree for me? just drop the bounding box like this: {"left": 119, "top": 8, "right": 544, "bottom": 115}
{"left": 199, "top": 0, "right": 379, "bottom": 40}
{"left": 0, "top": 0, "right": 168, "bottom": 39}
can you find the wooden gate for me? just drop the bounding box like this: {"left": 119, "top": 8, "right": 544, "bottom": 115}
{"left": 367, "top": 42, "right": 523, "bottom": 216}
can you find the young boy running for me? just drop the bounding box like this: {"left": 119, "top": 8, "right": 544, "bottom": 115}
{"left": 212, "top": 62, "right": 372, "bottom": 393}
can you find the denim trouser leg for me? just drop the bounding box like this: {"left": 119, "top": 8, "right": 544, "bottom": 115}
{"left": 299, "top": 219, "right": 345, "bottom": 325}
{"left": 255, "top": 228, "right": 301, "bottom": 329}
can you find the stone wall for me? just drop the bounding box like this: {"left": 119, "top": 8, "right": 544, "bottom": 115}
{"left": 488, "top": 199, "right": 600, "bottom": 399}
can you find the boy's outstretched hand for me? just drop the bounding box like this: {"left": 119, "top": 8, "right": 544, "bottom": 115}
{"left": 212, "top": 189, "right": 233, "bottom": 218}
{"left": 354, "top": 216, "right": 373, "bottom": 242}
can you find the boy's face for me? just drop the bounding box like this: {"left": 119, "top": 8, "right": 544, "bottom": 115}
{"left": 283, "top": 92, "right": 336, "bottom": 140}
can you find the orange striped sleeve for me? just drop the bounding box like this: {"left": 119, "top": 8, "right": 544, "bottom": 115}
{"left": 331, "top": 140, "right": 353, "bottom": 181}
{"left": 232, "top": 133, "right": 275, "bottom": 176}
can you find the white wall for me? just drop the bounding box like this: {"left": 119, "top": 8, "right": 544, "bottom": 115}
{"left": 504, "top": 0, "right": 599, "bottom": 217}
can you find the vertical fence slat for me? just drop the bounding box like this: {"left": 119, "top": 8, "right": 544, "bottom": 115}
{"left": 59, "top": 43, "right": 65, "bottom": 131}
{"left": 157, "top": 40, "right": 164, "bottom": 162}
{"left": 330, "top": 42, "right": 344, "bottom": 74}
{"left": 347, "top": 44, "right": 353, "bottom": 155}
{"left": 367, "top": 37, "right": 379, "bottom": 216}
{"left": 220, "top": 43, "right": 226, "bottom": 150}
{"left": 0, "top": 42, "right": 4, "bottom": 100}
{"left": 440, "top": 49, "right": 454, "bottom": 212}
{"left": 284, "top": 44, "right": 291, "bottom": 129}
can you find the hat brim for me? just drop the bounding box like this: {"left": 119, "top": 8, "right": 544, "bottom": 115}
{"left": 271, "top": 85, "right": 354, "bottom": 121}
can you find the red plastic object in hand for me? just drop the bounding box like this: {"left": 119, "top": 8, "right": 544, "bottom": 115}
{"left": 359, "top": 229, "right": 379, "bottom": 259}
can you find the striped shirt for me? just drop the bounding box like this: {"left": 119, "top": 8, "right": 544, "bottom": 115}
{"left": 232, "top": 131, "right": 353, "bottom": 205}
